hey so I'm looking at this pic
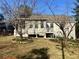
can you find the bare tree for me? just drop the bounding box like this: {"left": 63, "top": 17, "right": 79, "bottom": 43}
{"left": 0, "top": 0, "right": 76, "bottom": 59}
{"left": 44, "top": 0, "right": 76, "bottom": 59}
{"left": 0, "top": 0, "right": 37, "bottom": 39}
{"left": 45, "top": 0, "right": 76, "bottom": 40}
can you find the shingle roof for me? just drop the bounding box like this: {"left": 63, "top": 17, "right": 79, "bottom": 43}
{"left": 16, "top": 15, "right": 76, "bottom": 23}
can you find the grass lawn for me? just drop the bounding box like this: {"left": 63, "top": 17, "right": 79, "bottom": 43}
{"left": 0, "top": 36, "right": 14, "bottom": 42}
{"left": 0, "top": 36, "right": 79, "bottom": 59}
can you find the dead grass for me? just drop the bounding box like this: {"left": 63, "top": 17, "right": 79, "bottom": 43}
{"left": 0, "top": 36, "right": 79, "bottom": 59}
{"left": 0, "top": 36, "right": 14, "bottom": 42}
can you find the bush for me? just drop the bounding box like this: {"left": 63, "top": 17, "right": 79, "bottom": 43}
{"left": 12, "top": 37, "right": 34, "bottom": 44}
{"left": 17, "top": 48, "right": 49, "bottom": 59}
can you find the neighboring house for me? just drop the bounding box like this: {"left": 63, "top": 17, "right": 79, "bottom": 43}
{"left": 0, "top": 14, "right": 14, "bottom": 35}
{"left": 6, "top": 23, "right": 14, "bottom": 35}
{"left": 0, "top": 20, "right": 14, "bottom": 35}
{"left": 0, "top": 21, "right": 6, "bottom": 34}
{"left": 14, "top": 15, "right": 76, "bottom": 39}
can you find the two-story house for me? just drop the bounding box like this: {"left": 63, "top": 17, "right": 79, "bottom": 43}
{"left": 14, "top": 15, "right": 76, "bottom": 39}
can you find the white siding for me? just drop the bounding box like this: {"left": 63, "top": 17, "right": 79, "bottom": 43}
{"left": 14, "top": 20, "right": 76, "bottom": 39}
{"left": 53, "top": 23, "right": 76, "bottom": 39}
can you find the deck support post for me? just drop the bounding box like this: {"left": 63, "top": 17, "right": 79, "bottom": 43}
{"left": 44, "top": 34, "right": 46, "bottom": 38}
{"left": 36, "top": 34, "right": 38, "bottom": 38}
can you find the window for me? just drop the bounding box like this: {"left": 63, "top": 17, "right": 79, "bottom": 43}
{"left": 29, "top": 24, "right": 33, "bottom": 28}
{"left": 35, "top": 21, "right": 38, "bottom": 28}
{"left": 22, "top": 21, "right": 25, "bottom": 29}
{"left": 51, "top": 23, "right": 53, "bottom": 28}
{"left": 41, "top": 21, "right": 44, "bottom": 28}
{"left": 46, "top": 22, "right": 50, "bottom": 28}
{"left": 46, "top": 23, "right": 49, "bottom": 28}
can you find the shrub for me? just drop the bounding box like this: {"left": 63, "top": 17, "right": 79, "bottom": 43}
{"left": 17, "top": 48, "right": 49, "bottom": 59}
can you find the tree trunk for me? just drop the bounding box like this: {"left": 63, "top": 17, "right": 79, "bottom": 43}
{"left": 61, "top": 38, "right": 65, "bottom": 59}
{"left": 61, "top": 40, "right": 65, "bottom": 59}
{"left": 20, "top": 33, "right": 23, "bottom": 39}
{"left": 19, "top": 27, "right": 23, "bottom": 39}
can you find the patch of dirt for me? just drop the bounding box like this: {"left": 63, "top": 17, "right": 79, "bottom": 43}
{"left": 0, "top": 43, "right": 16, "bottom": 49}
{"left": 0, "top": 56, "right": 17, "bottom": 59}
